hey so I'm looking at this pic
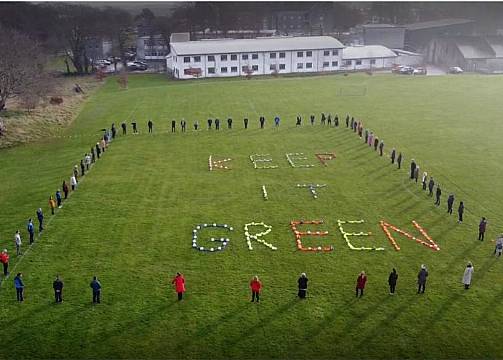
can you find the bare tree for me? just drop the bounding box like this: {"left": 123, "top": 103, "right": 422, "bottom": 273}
{"left": 0, "top": 27, "right": 49, "bottom": 111}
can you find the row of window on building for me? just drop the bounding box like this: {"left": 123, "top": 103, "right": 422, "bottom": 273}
{"left": 200, "top": 59, "right": 376, "bottom": 74}
{"left": 182, "top": 49, "right": 340, "bottom": 63}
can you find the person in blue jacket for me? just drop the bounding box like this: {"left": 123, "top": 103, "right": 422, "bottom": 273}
{"left": 55, "top": 189, "right": 62, "bottom": 208}
{"left": 274, "top": 115, "right": 280, "bottom": 127}
{"left": 36, "top": 208, "right": 44, "bottom": 232}
{"left": 27, "top": 219, "right": 35, "bottom": 244}
{"left": 14, "top": 273, "right": 24, "bottom": 302}
{"left": 90, "top": 276, "right": 102, "bottom": 304}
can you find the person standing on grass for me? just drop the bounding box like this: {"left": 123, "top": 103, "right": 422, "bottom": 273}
{"left": 121, "top": 121, "right": 127, "bottom": 135}
{"left": 14, "top": 230, "right": 21, "bottom": 256}
{"left": 111, "top": 123, "right": 116, "bottom": 139}
{"left": 494, "top": 235, "right": 503, "bottom": 257}
{"left": 397, "top": 152, "right": 402, "bottom": 169}
{"left": 259, "top": 116, "right": 265, "bottom": 129}
{"left": 100, "top": 138, "right": 106, "bottom": 153}
{"left": 379, "top": 141, "right": 384, "bottom": 156}
{"left": 14, "top": 273, "right": 24, "bottom": 302}
{"left": 37, "top": 208, "right": 44, "bottom": 232}
{"left": 171, "top": 119, "right": 176, "bottom": 132}
{"left": 310, "top": 114, "right": 315, "bottom": 126}
{"left": 417, "top": 265, "right": 428, "bottom": 294}
{"left": 148, "top": 119, "right": 153, "bottom": 133}
{"left": 90, "top": 147, "right": 95, "bottom": 164}
{"left": 345, "top": 114, "right": 349, "bottom": 128}
{"left": 85, "top": 153, "right": 91, "bottom": 171}
{"left": 390, "top": 148, "right": 396, "bottom": 164}
{"left": 298, "top": 273, "right": 308, "bottom": 299}
{"left": 422, "top": 172, "right": 428, "bottom": 190}
{"left": 368, "top": 132, "right": 374, "bottom": 147}
{"left": 410, "top": 159, "right": 416, "bottom": 179}
{"left": 53, "top": 275, "right": 64, "bottom": 303}
{"left": 374, "top": 137, "right": 379, "bottom": 151}
{"left": 90, "top": 276, "right": 102, "bottom": 304}
{"left": 80, "top": 159, "right": 85, "bottom": 177}
{"left": 462, "top": 262, "right": 474, "bottom": 290}
{"left": 414, "top": 166, "right": 420, "bottom": 183}
{"left": 207, "top": 118, "right": 213, "bottom": 130}
{"left": 49, "top": 196, "right": 56, "bottom": 215}
{"left": 171, "top": 272, "right": 185, "bottom": 301}
{"left": 56, "top": 189, "right": 62, "bottom": 208}
{"left": 250, "top": 275, "right": 262, "bottom": 303}
{"left": 194, "top": 120, "right": 199, "bottom": 131}
{"left": 227, "top": 117, "right": 232, "bottom": 129}
{"left": 70, "top": 175, "right": 77, "bottom": 191}
{"left": 215, "top": 118, "right": 220, "bottom": 130}
{"left": 350, "top": 117, "right": 354, "bottom": 130}
{"left": 296, "top": 115, "right": 302, "bottom": 126}
{"left": 62, "top": 181, "right": 69, "bottom": 200}
{"left": 388, "top": 268, "right": 398, "bottom": 295}
{"left": 95, "top": 142, "right": 101, "bottom": 159}
{"left": 181, "top": 119, "right": 187, "bottom": 132}
{"left": 327, "top": 114, "right": 332, "bottom": 126}
{"left": 1, "top": 249, "right": 9, "bottom": 276}
{"left": 458, "top": 201, "right": 464, "bottom": 223}
{"left": 73, "top": 165, "right": 79, "bottom": 180}
{"left": 356, "top": 271, "right": 367, "bottom": 297}
{"left": 27, "top": 218, "right": 34, "bottom": 244}
{"left": 428, "top": 177, "right": 435, "bottom": 196}
{"left": 132, "top": 121, "right": 138, "bottom": 134}
{"left": 243, "top": 117, "right": 248, "bottom": 129}
{"left": 478, "top": 217, "right": 487, "bottom": 241}
{"left": 334, "top": 114, "right": 339, "bottom": 127}
{"left": 435, "top": 185, "right": 442, "bottom": 206}
{"left": 274, "top": 115, "right": 280, "bottom": 127}
{"left": 447, "top": 194, "right": 455, "bottom": 214}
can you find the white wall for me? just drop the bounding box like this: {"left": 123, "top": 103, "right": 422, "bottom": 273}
{"left": 341, "top": 57, "right": 396, "bottom": 71}
{"left": 170, "top": 46, "right": 344, "bottom": 79}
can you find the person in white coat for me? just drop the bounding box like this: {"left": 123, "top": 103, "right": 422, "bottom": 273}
{"left": 70, "top": 175, "right": 77, "bottom": 191}
{"left": 462, "top": 262, "right": 474, "bottom": 290}
{"left": 14, "top": 230, "right": 22, "bottom": 256}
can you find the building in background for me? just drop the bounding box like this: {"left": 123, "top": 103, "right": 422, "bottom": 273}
{"left": 361, "top": 24, "right": 405, "bottom": 49}
{"left": 342, "top": 45, "right": 397, "bottom": 71}
{"left": 404, "top": 18, "right": 475, "bottom": 52}
{"left": 427, "top": 36, "right": 503, "bottom": 73}
{"left": 84, "top": 37, "right": 113, "bottom": 61}
{"left": 136, "top": 34, "right": 169, "bottom": 70}
{"left": 168, "top": 36, "right": 344, "bottom": 79}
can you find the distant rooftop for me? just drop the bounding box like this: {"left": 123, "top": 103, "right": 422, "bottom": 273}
{"left": 363, "top": 23, "right": 404, "bottom": 29}
{"left": 343, "top": 45, "right": 397, "bottom": 59}
{"left": 405, "top": 18, "right": 475, "bottom": 31}
{"left": 170, "top": 36, "right": 344, "bottom": 56}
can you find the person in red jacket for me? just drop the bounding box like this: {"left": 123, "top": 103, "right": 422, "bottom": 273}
{"left": 0, "top": 249, "right": 9, "bottom": 276}
{"left": 356, "top": 271, "right": 367, "bottom": 297}
{"left": 171, "top": 272, "right": 185, "bottom": 301}
{"left": 250, "top": 275, "right": 262, "bottom": 303}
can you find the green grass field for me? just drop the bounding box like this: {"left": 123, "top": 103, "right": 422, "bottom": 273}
{"left": 1, "top": 73, "right": 503, "bottom": 359}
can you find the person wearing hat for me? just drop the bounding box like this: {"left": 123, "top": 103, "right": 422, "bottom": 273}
{"left": 171, "top": 272, "right": 186, "bottom": 301}
{"left": 462, "top": 262, "right": 474, "bottom": 290}
{"left": 0, "top": 249, "right": 9, "bottom": 276}
{"left": 298, "top": 273, "right": 308, "bottom": 299}
{"left": 417, "top": 265, "right": 428, "bottom": 294}
{"left": 356, "top": 271, "right": 367, "bottom": 297}
{"left": 250, "top": 275, "right": 262, "bottom": 303}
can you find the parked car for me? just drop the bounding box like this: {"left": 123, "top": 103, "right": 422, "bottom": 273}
{"left": 391, "top": 65, "right": 404, "bottom": 74}
{"left": 413, "top": 67, "right": 427, "bottom": 75}
{"left": 95, "top": 59, "right": 111, "bottom": 66}
{"left": 448, "top": 66, "right": 464, "bottom": 74}
{"left": 127, "top": 61, "right": 147, "bottom": 71}
{"left": 399, "top": 66, "right": 415, "bottom": 75}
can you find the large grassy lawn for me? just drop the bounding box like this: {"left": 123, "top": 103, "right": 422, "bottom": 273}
{"left": 1, "top": 73, "right": 503, "bottom": 359}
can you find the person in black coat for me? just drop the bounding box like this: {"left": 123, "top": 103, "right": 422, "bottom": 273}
{"left": 207, "top": 118, "right": 213, "bottom": 129}
{"left": 390, "top": 148, "right": 396, "bottom": 164}
{"left": 397, "top": 152, "right": 402, "bottom": 169}
{"left": 345, "top": 115, "right": 349, "bottom": 128}
{"left": 298, "top": 273, "right": 308, "bottom": 299}
{"left": 259, "top": 116, "right": 265, "bottom": 129}
{"left": 121, "top": 122, "right": 127, "bottom": 135}
{"left": 334, "top": 114, "right": 339, "bottom": 127}
{"left": 296, "top": 115, "right": 302, "bottom": 126}
{"left": 148, "top": 120, "right": 153, "bottom": 133}
{"left": 428, "top": 177, "right": 435, "bottom": 196}
{"left": 327, "top": 114, "right": 332, "bottom": 126}
{"left": 374, "top": 137, "right": 379, "bottom": 151}
{"left": 227, "top": 117, "right": 232, "bottom": 129}
{"left": 379, "top": 141, "right": 384, "bottom": 156}
{"left": 243, "top": 118, "right": 248, "bottom": 129}
{"left": 388, "top": 268, "right": 398, "bottom": 295}
{"left": 310, "top": 114, "right": 315, "bottom": 125}
{"left": 435, "top": 185, "right": 442, "bottom": 206}
{"left": 458, "top": 201, "right": 464, "bottom": 223}
{"left": 215, "top": 118, "right": 220, "bottom": 130}
{"left": 447, "top": 194, "right": 455, "bottom": 214}
{"left": 410, "top": 159, "right": 416, "bottom": 179}
{"left": 53, "top": 275, "right": 64, "bottom": 303}
{"left": 321, "top": 113, "right": 326, "bottom": 125}
{"left": 417, "top": 265, "right": 428, "bottom": 294}
{"left": 171, "top": 120, "right": 176, "bottom": 132}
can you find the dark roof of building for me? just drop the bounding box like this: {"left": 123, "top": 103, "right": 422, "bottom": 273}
{"left": 405, "top": 18, "right": 475, "bottom": 31}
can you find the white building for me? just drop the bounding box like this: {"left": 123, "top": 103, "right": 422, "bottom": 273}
{"left": 168, "top": 36, "right": 344, "bottom": 79}
{"left": 341, "top": 45, "right": 398, "bottom": 71}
